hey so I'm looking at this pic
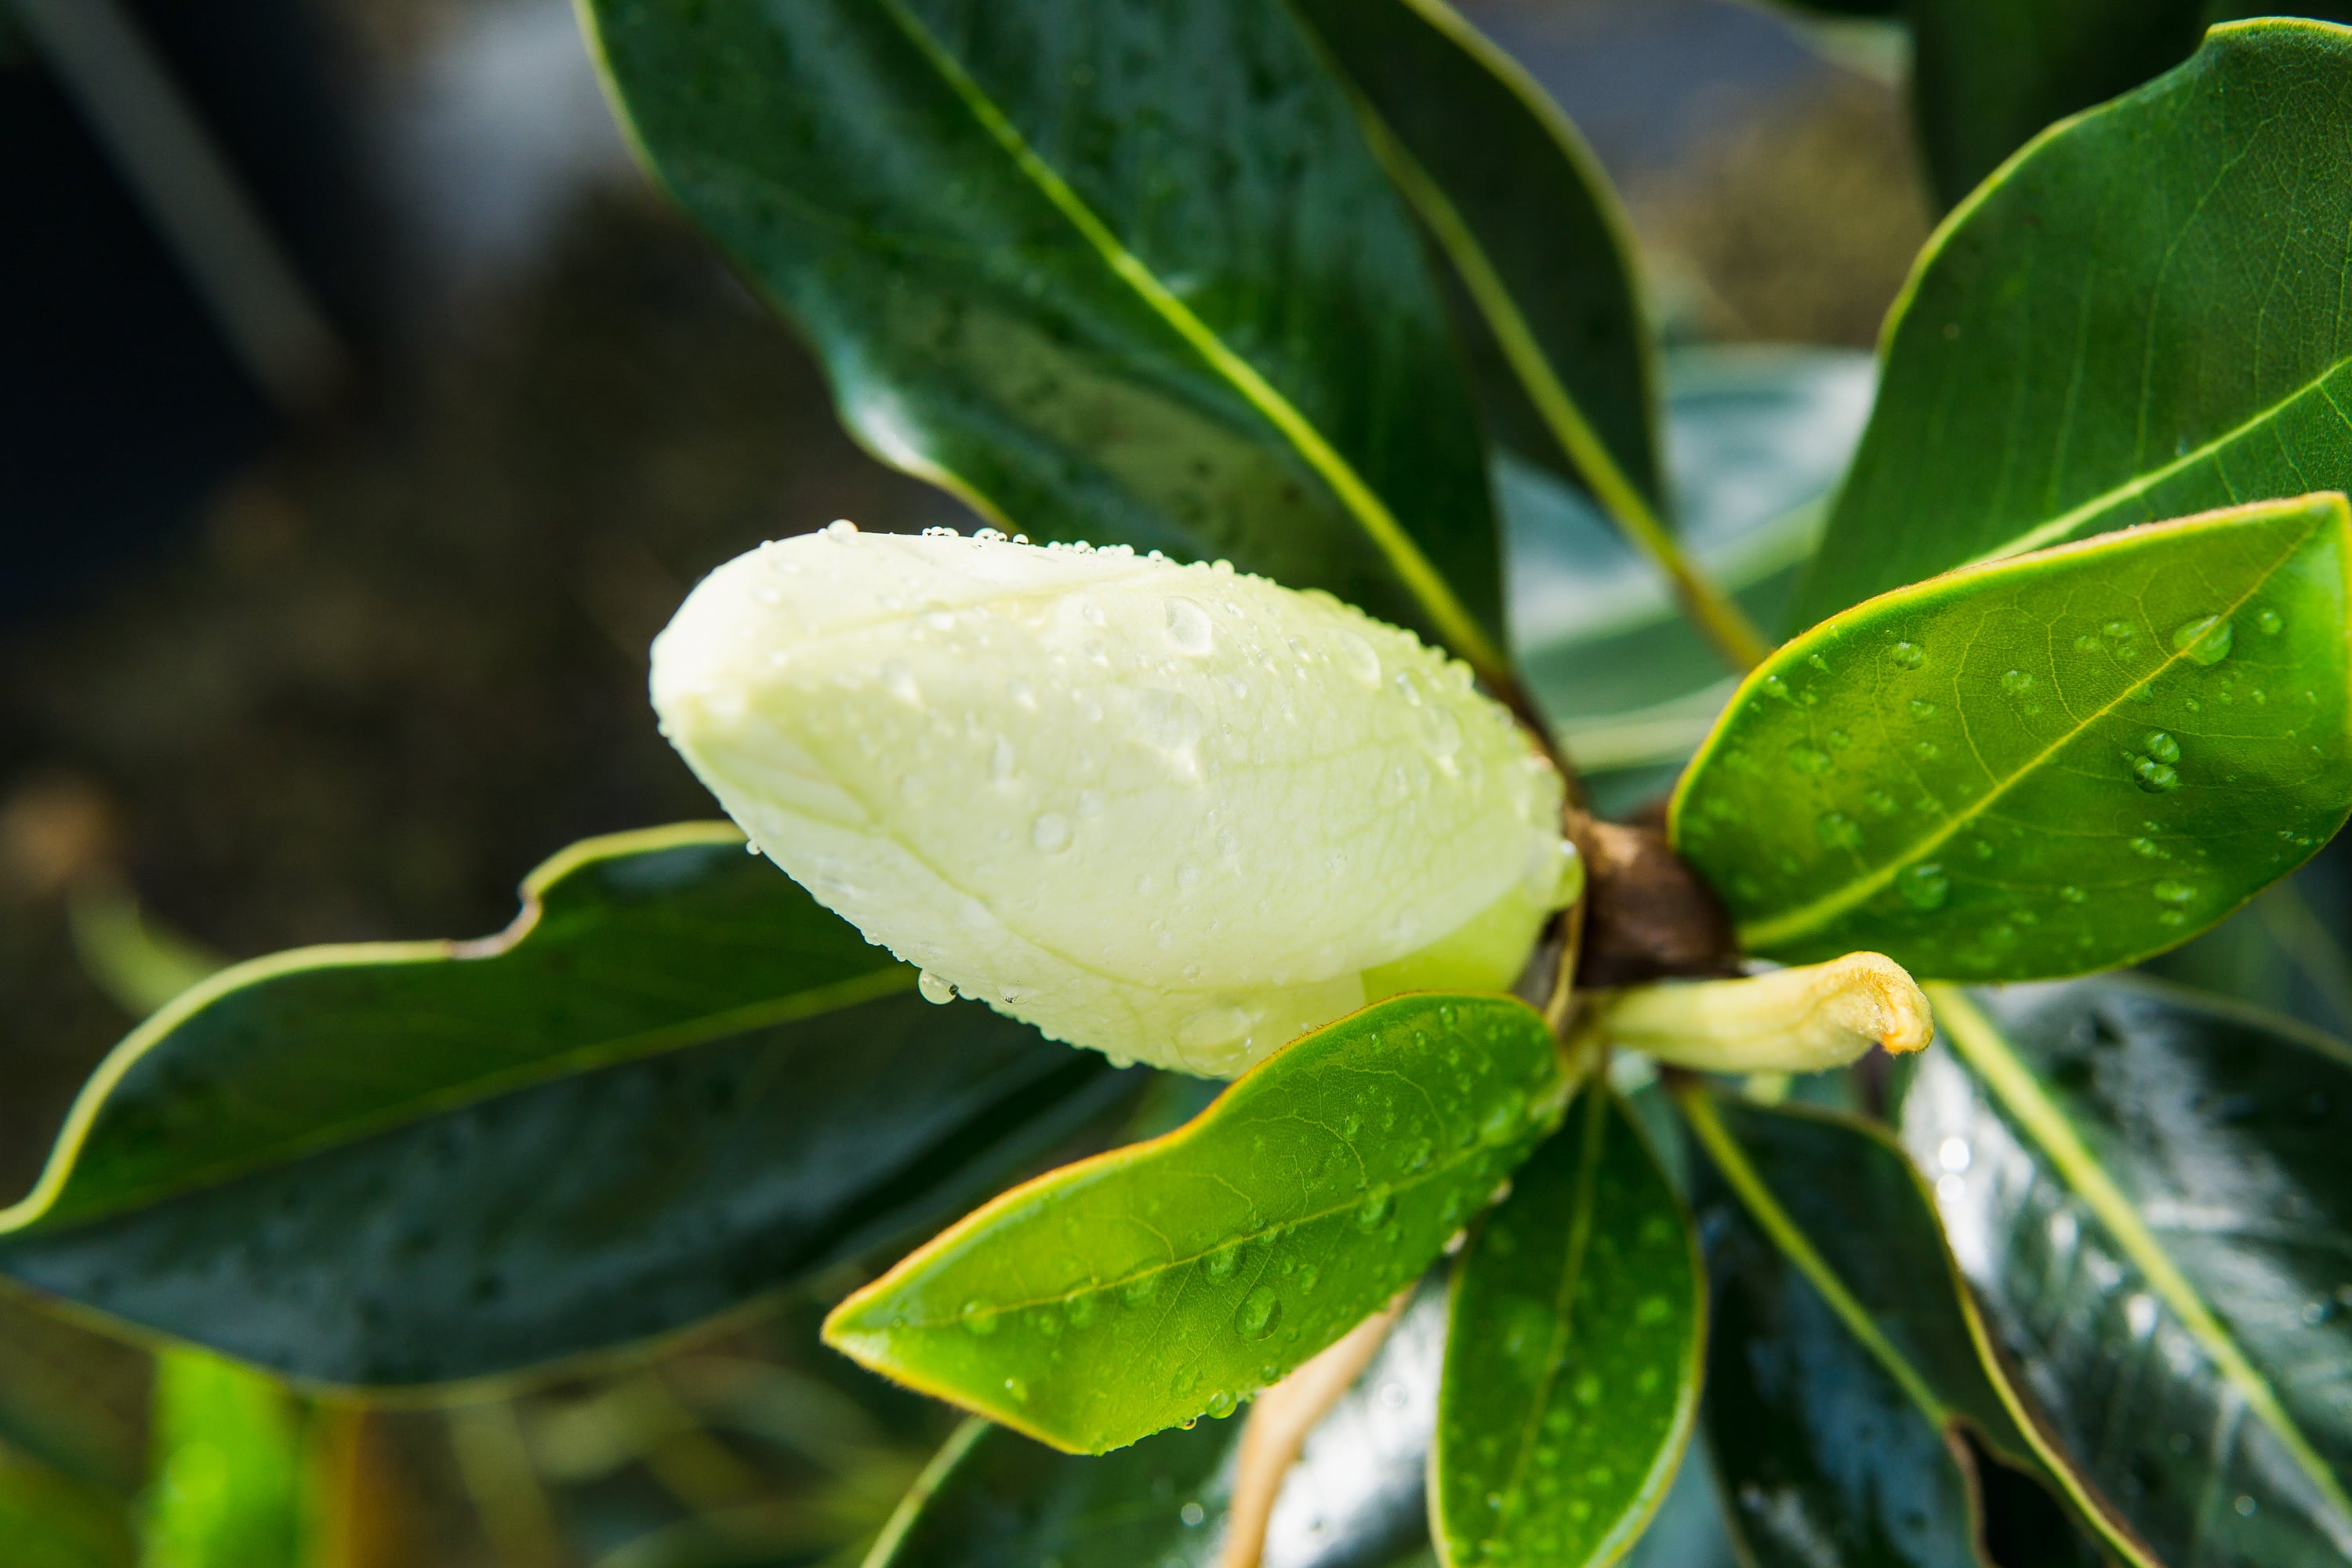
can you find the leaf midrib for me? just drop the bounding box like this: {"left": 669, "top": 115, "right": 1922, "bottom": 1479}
{"left": 1952, "top": 354, "right": 2352, "bottom": 571}
{"left": 867, "top": 0, "right": 1506, "bottom": 677}
{"left": 1737, "top": 514, "right": 2314, "bottom": 950}
{"left": 889, "top": 1075, "right": 1552, "bottom": 1327}
{"left": 1930, "top": 984, "right": 2352, "bottom": 1538}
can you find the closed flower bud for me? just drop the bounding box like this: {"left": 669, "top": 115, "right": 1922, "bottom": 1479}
{"left": 651, "top": 524, "right": 1579, "bottom": 1076}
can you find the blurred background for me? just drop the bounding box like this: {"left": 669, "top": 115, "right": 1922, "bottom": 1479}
{"left": 0, "top": 0, "right": 1930, "bottom": 1561}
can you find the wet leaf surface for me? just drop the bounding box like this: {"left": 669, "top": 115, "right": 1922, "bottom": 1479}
{"left": 1674, "top": 495, "right": 2352, "bottom": 980}
{"left": 1911, "top": 979, "right": 2352, "bottom": 1564}
{"left": 825, "top": 994, "right": 1565, "bottom": 1454}
{"left": 866, "top": 1276, "right": 1447, "bottom": 1568}
{"left": 1432, "top": 1087, "right": 1700, "bottom": 1568}
{"left": 583, "top": 0, "right": 1508, "bottom": 673}
{"left": 0, "top": 828, "right": 1133, "bottom": 1385}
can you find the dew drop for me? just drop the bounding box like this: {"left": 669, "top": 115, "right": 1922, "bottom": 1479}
{"left": 1889, "top": 641, "right": 1926, "bottom": 670}
{"left": 962, "top": 1301, "right": 1000, "bottom": 1336}
{"left": 1164, "top": 597, "right": 1214, "bottom": 655}
{"left": 1787, "top": 744, "right": 1832, "bottom": 775}
{"left": 917, "top": 971, "right": 956, "bottom": 1005}
{"left": 2257, "top": 608, "right": 2285, "bottom": 636}
{"left": 990, "top": 735, "right": 1017, "bottom": 782}
{"left": 1236, "top": 1287, "right": 1283, "bottom": 1341}
{"left": 2172, "top": 615, "right": 2234, "bottom": 665}
{"left": 1896, "top": 862, "right": 1951, "bottom": 911}
{"left": 2129, "top": 755, "right": 2182, "bottom": 793}
{"left": 1356, "top": 1189, "right": 1396, "bottom": 1230}
{"left": 1908, "top": 698, "right": 1939, "bottom": 720}
{"left": 1206, "top": 1390, "right": 1239, "bottom": 1419}
{"left": 1178, "top": 1006, "right": 1250, "bottom": 1051}
{"left": 880, "top": 660, "right": 920, "bottom": 704}
{"left": 2153, "top": 879, "right": 2198, "bottom": 905}
{"left": 2001, "top": 669, "right": 2034, "bottom": 697}
{"left": 1816, "top": 812, "right": 1864, "bottom": 850}
{"left": 1203, "top": 1244, "right": 1242, "bottom": 1282}
{"left": 1031, "top": 812, "right": 1073, "bottom": 853}
{"left": 1335, "top": 633, "right": 1381, "bottom": 686}
{"left": 2143, "top": 730, "right": 2180, "bottom": 763}
{"left": 1171, "top": 1363, "right": 1200, "bottom": 1396}
{"left": 2060, "top": 885, "right": 2087, "bottom": 904}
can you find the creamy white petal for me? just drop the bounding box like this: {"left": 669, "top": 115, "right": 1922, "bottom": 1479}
{"left": 652, "top": 525, "right": 1575, "bottom": 1075}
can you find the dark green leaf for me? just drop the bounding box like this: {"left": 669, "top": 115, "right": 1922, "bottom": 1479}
{"left": 1285, "top": 0, "right": 1660, "bottom": 515}
{"left": 1904, "top": 2, "right": 2210, "bottom": 209}
{"left": 0, "top": 826, "right": 1133, "bottom": 1385}
{"left": 825, "top": 994, "right": 1566, "bottom": 1454}
{"left": 1912, "top": 979, "right": 2352, "bottom": 1563}
{"left": 1432, "top": 1087, "right": 1700, "bottom": 1568}
{"left": 1679, "top": 1089, "right": 2132, "bottom": 1568}
{"left": 1795, "top": 20, "right": 2352, "bottom": 626}
{"left": 580, "top": 0, "right": 1508, "bottom": 677}
{"left": 1674, "top": 495, "right": 2352, "bottom": 980}
{"left": 866, "top": 1276, "right": 1447, "bottom": 1567}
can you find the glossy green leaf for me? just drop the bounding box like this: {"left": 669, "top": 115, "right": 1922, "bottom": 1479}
{"left": 580, "top": 0, "right": 1508, "bottom": 677}
{"left": 1285, "top": 0, "right": 1658, "bottom": 514}
{"left": 0, "top": 826, "right": 1133, "bottom": 1385}
{"left": 1432, "top": 1087, "right": 1700, "bottom": 1568}
{"left": 1912, "top": 979, "right": 2352, "bottom": 1564}
{"left": 825, "top": 994, "right": 1566, "bottom": 1454}
{"left": 139, "top": 1351, "right": 304, "bottom": 1568}
{"left": 1795, "top": 20, "right": 2352, "bottom": 626}
{"left": 866, "top": 1276, "right": 1446, "bottom": 1567}
{"left": 1674, "top": 495, "right": 2352, "bottom": 980}
{"left": 1679, "top": 1089, "right": 2131, "bottom": 1568}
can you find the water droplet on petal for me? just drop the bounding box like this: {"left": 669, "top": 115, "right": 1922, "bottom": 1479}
{"left": 1334, "top": 633, "right": 1381, "bottom": 686}
{"left": 917, "top": 971, "right": 956, "bottom": 1004}
{"left": 1164, "top": 597, "right": 1214, "bottom": 655}
{"left": 1031, "top": 812, "right": 1073, "bottom": 852}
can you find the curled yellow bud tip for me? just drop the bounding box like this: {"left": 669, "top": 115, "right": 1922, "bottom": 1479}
{"left": 1594, "top": 953, "right": 1933, "bottom": 1074}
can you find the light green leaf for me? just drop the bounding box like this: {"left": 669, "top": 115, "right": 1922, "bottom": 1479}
{"left": 139, "top": 1352, "right": 303, "bottom": 1568}
{"left": 824, "top": 993, "right": 1566, "bottom": 1454}
{"left": 1674, "top": 495, "right": 2352, "bottom": 980}
{"left": 1677, "top": 1088, "right": 2138, "bottom": 1568}
{"left": 1915, "top": 980, "right": 2352, "bottom": 1564}
{"left": 863, "top": 1276, "right": 1446, "bottom": 1566}
{"left": 0, "top": 826, "right": 1133, "bottom": 1386}
{"left": 1795, "top": 20, "right": 2352, "bottom": 626}
{"left": 580, "top": 0, "right": 1509, "bottom": 677}
{"left": 1432, "top": 1087, "right": 1700, "bottom": 1568}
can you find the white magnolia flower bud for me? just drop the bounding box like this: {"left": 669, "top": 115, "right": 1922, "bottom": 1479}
{"left": 651, "top": 524, "right": 1577, "bottom": 1076}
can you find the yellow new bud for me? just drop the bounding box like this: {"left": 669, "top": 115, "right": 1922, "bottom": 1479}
{"left": 651, "top": 524, "right": 1577, "bottom": 1076}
